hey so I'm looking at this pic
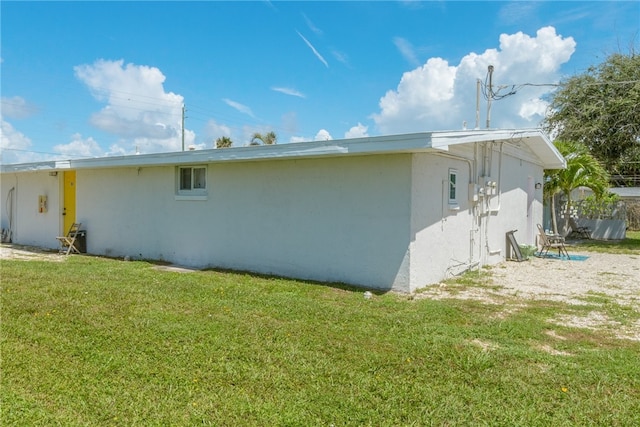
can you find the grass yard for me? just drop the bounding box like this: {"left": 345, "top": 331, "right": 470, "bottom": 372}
{"left": 2, "top": 247, "right": 639, "bottom": 425}
{"left": 571, "top": 230, "right": 640, "bottom": 254}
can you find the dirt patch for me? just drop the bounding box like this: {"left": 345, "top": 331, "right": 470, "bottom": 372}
{"left": 152, "top": 265, "right": 198, "bottom": 273}
{"left": 0, "top": 244, "right": 66, "bottom": 262}
{"left": 550, "top": 312, "right": 640, "bottom": 342}
{"left": 1, "top": 244, "right": 200, "bottom": 274}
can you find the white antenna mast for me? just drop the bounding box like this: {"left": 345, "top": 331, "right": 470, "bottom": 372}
{"left": 181, "top": 104, "right": 186, "bottom": 151}
{"left": 486, "top": 65, "right": 494, "bottom": 129}
{"left": 475, "top": 78, "right": 481, "bottom": 129}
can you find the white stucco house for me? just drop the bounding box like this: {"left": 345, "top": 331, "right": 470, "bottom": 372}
{"left": 1, "top": 129, "right": 565, "bottom": 292}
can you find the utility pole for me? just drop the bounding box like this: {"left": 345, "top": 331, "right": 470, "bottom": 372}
{"left": 181, "top": 104, "right": 185, "bottom": 151}
{"left": 486, "top": 65, "right": 494, "bottom": 129}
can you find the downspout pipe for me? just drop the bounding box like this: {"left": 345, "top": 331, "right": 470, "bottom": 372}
{"left": 432, "top": 152, "right": 475, "bottom": 186}
{"left": 488, "top": 141, "right": 504, "bottom": 213}
{"left": 483, "top": 141, "right": 507, "bottom": 259}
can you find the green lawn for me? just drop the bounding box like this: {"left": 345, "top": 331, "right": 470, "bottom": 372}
{"left": 571, "top": 230, "right": 640, "bottom": 254}
{"left": 1, "top": 247, "right": 639, "bottom": 425}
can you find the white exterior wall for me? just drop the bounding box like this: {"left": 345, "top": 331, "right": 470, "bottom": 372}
{"left": 1, "top": 132, "right": 553, "bottom": 293}
{"left": 494, "top": 147, "right": 545, "bottom": 249}
{"left": 408, "top": 144, "right": 545, "bottom": 291}
{"left": 1, "top": 171, "right": 61, "bottom": 247}
{"left": 409, "top": 152, "right": 476, "bottom": 290}
{"left": 77, "top": 155, "right": 414, "bottom": 291}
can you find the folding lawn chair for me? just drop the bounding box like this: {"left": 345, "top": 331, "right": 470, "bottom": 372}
{"left": 56, "top": 223, "right": 82, "bottom": 255}
{"left": 569, "top": 217, "right": 592, "bottom": 239}
{"left": 537, "top": 224, "right": 570, "bottom": 259}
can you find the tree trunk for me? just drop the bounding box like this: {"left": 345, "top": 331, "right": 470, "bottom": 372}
{"left": 561, "top": 193, "right": 572, "bottom": 237}
{"left": 551, "top": 193, "right": 558, "bottom": 235}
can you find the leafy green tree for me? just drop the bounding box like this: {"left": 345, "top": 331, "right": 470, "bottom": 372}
{"left": 250, "top": 131, "right": 277, "bottom": 146}
{"left": 543, "top": 52, "right": 640, "bottom": 185}
{"left": 544, "top": 140, "right": 610, "bottom": 235}
{"left": 215, "top": 136, "right": 233, "bottom": 149}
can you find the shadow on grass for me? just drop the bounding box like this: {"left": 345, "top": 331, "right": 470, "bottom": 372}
{"left": 201, "top": 266, "right": 391, "bottom": 295}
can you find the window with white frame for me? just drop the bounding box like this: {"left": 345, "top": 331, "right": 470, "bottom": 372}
{"left": 177, "top": 165, "right": 207, "bottom": 198}
{"left": 448, "top": 168, "right": 458, "bottom": 205}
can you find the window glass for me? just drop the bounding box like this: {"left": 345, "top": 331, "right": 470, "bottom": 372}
{"left": 180, "top": 167, "right": 192, "bottom": 190}
{"left": 177, "top": 165, "right": 207, "bottom": 198}
{"left": 193, "top": 167, "right": 206, "bottom": 189}
{"left": 448, "top": 169, "right": 457, "bottom": 203}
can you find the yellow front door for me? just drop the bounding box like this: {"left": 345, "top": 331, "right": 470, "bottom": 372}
{"left": 63, "top": 171, "right": 76, "bottom": 233}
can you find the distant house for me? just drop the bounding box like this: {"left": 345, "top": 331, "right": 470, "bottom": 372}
{"left": 610, "top": 187, "right": 640, "bottom": 231}
{"left": 0, "top": 129, "right": 565, "bottom": 292}
{"left": 571, "top": 186, "right": 640, "bottom": 233}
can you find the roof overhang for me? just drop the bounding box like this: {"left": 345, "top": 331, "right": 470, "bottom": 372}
{"left": 1, "top": 128, "right": 566, "bottom": 173}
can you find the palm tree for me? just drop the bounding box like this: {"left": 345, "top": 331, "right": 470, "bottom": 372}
{"left": 544, "top": 140, "right": 609, "bottom": 236}
{"left": 215, "top": 136, "right": 233, "bottom": 149}
{"left": 250, "top": 131, "right": 277, "bottom": 146}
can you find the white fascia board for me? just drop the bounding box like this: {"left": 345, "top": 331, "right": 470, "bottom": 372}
{"left": 1, "top": 133, "right": 436, "bottom": 173}
{"left": 0, "top": 128, "right": 565, "bottom": 172}
{"left": 433, "top": 128, "right": 566, "bottom": 170}
{"left": 0, "top": 160, "right": 67, "bottom": 173}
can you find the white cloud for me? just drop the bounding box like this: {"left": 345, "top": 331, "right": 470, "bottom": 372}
{"left": 297, "top": 31, "right": 329, "bottom": 68}
{"left": 345, "top": 123, "right": 369, "bottom": 139}
{"left": 204, "top": 119, "right": 232, "bottom": 147}
{"left": 314, "top": 129, "right": 332, "bottom": 141}
{"left": 0, "top": 119, "right": 35, "bottom": 164}
{"left": 53, "top": 133, "right": 103, "bottom": 158}
{"left": 287, "top": 127, "right": 334, "bottom": 143}
{"left": 289, "top": 136, "right": 309, "bottom": 143}
{"left": 498, "top": 2, "right": 541, "bottom": 25}
{"left": 1, "top": 96, "right": 38, "bottom": 119}
{"left": 223, "top": 98, "right": 255, "bottom": 118}
{"left": 74, "top": 59, "right": 186, "bottom": 154}
{"left": 519, "top": 98, "right": 549, "bottom": 121}
{"left": 302, "top": 13, "right": 323, "bottom": 36}
{"left": 372, "top": 26, "right": 576, "bottom": 134}
{"left": 393, "top": 37, "right": 419, "bottom": 66}
{"left": 399, "top": 0, "right": 427, "bottom": 10}
{"left": 128, "top": 128, "right": 196, "bottom": 154}
{"left": 331, "top": 49, "right": 350, "bottom": 67}
{"left": 1, "top": 120, "right": 107, "bottom": 164}
{"left": 372, "top": 57, "right": 456, "bottom": 133}
{"left": 272, "top": 87, "right": 306, "bottom": 98}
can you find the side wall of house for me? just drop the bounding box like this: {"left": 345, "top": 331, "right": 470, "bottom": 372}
{"left": 77, "top": 155, "right": 414, "bottom": 291}
{"left": 408, "top": 144, "right": 545, "bottom": 291}
{"left": 1, "top": 171, "right": 61, "bottom": 247}
{"left": 409, "top": 151, "right": 476, "bottom": 290}
{"left": 491, "top": 145, "right": 545, "bottom": 253}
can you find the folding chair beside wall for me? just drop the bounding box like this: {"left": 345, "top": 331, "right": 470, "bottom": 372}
{"left": 536, "top": 224, "right": 570, "bottom": 259}
{"left": 56, "top": 223, "right": 82, "bottom": 255}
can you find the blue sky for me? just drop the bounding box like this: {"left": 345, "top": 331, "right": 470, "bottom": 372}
{"left": 1, "top": 1, "right": 639, "bottom": 164}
